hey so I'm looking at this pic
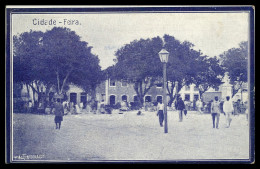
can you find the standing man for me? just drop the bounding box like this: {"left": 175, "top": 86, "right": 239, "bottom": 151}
{"left": 175, "top": 95, "right": 185, "bottom": 122}
{"left": 211, "top": 96, "right": 221, "bottom": 129}
{"left": 54, "top": 98, "right": 64, "bottom": 129}
{"left": 157, "top": 100, "right": 164, "bottom": 127}
{"left": 27, "top": 100, "right": 33, "bottom": 114}
{"left": 223, "top": 96, "right": 234, "bottom": 128}
{"left": 196, "top": 99, "right": 203, "bottom": 114}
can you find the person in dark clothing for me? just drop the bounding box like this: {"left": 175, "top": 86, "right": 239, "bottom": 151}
{"left": 54, "top": 98, "right": 64, "bottom": 129}
{"left": 211, "top": 96, "right": 221, "bottom": 129}
{"left": 175, "top": 95, "right": 185, "bottom": 122}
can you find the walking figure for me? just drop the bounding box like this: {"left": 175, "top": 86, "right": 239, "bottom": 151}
{"left": 54, "top": 98, "right": 64, "bottom": 129}
{"left": 196, "top": 99, "right": 203, "bottom": 114}
{"left": 156, "top": 100, "right": 164, "bottom": 127}
{"left": 175, "top": 95, "right": 185, "bottom": 122}
{"left": 211, "top": 96, "right": 221, "bottom": 129}
{"left": 223, "top": 96, "right": 234, "bottom": 128}
{"left": 27, "top": 100, "right": 33, "bottom": 114}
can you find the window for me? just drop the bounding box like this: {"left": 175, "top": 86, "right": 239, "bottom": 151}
{"left": 145, "top": 96, "right": 152, "bottom": 102}
{"left": 109, "top": 79, "right": 116, "bottom": 87}
{"left": 156, "top": 96, "right": 163, "bottom": 103}
{"left": 194, "top": 94, "right": 199, "bottom": 101}
{"left": 185, "top": 94, "right": 190, "bottom": 101}
{"left": 70, "top": 93, "right": 77, "bottom": 104}
{"left": 110, "top": 95, "right": 116, "bottom": 105}
{"left": 185, "top": 85, "right": 190, "bottom": 91}
{"left": 80, "top": 92, "right": 87, "bottom": 103}
{"left": 194, "top": 86, "right": 199, "bottom": 91}
{"left": 121, "top": 79, "right": 128, "bottom": 87}
{"left": 122, "top": 95, "right": 127, "bottom": 102}
{"left": 156, "top": 83, "right": 163, "bottom": 88}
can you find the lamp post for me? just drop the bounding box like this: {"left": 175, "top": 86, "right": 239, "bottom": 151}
{"left": 175, "top": 81, "right": 179, "bottom": 99}
{"left": 159, "top": 48, "right": 169, "bottom": 133}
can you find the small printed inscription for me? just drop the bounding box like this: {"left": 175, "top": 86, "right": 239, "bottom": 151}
{"left": 14, "top": 154, "right": 45, "bottom": 160}
{"left": 32, "top": 19, "right": 81, "bottom": 26}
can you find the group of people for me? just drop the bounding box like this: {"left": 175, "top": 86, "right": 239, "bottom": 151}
{"left": 62, "top": 101, "right": 81, "bottom": 115}
{"left": 156, "top": 94, "right": 249, "bottom": 129}
{"left": 53, "top": 99, "right": 84, "bottom": 129}
{"left": 156, "top": 94, "right": 186, "bottom": 127}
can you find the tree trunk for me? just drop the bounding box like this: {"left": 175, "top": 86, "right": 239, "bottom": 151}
{"left": 56, "top": 71, "right": 60, "bottom": 94}
{"left": 32, "top": 86, "right": 36, "bottom": 106}
{"left": 60, "top": 69, "right": 73, "bottom": 94}
{"left": 26, "top": 83, "right": 30, "bottom": 99}
{"left": 199, "top": 90, "right": 203, "bottom": 100}
{"left": 168, "top": 95, "right": 175, "bottom": 107}
{"left": 36, "top": 81, "right": 40, "bottom": 103}
{"left": 167, "top": 81, "right": 175, "bottom": 106}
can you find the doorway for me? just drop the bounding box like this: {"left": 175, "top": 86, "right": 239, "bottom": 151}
{"left": 110, "top": 95, "right": 116, "bottom": 105}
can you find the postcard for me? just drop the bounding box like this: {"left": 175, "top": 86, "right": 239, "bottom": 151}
{"left": 5, "top": 6, "right": 255, "bottom": 163}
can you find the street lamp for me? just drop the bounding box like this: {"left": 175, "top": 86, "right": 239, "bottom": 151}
{"left": 158, "top": 48, "right": 169, "bottom": 133}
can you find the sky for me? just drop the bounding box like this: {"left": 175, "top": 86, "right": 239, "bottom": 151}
{"left": 12, "top": 12, "right": 249, "bottom": 70}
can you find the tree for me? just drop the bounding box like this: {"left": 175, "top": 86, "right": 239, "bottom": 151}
{"left": 192, "top": 56, "right": 225, "bottom": 100}
{"left": 112, "top": 37, "right": 163, "bottom": 105}
{"left": 220, "top": 41, "right": 248, "bottom": 97}
{"left": 13, "top": 27, "right": 102, "bottom": 106}
{"left": 111, "top": 35, "right": 211, "bottom": 106}
{"left": 13, "top": 30, "right": 45, "bottom": 103}
{"left": 163, "top": 35, "right": 204, "bottom": 106}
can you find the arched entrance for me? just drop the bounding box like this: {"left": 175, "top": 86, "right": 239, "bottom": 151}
{"left": 145, "top": 96, "right": 152, "bottom": 102}
{"left": 70, "top": 93, "right": 77, "bottom": 104}
{"left": 122, "top": 95, "right": 127, "bottom": 102}
{"left": 110, "top": 95, "right": 116, "bottom": 105}
{"left": 156, "top": 96, "right": 162, "bottom": 103}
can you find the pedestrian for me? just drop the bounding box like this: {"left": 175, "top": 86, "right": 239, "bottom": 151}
{"left": 100, "top": 100, "right": 105, "bottom": 114}
{"left": 211, "top": 96, "right": 221, "bottom": 129}
{"left": 193, "top": 99, "right": 196, "bottom": 111}
{"left": 54, "top": 98, "right": 64, "bottom": 129}
{"left": 80, "top": 102, "right": 84, "bottom": 110}
{"left": 223, "top": 96, "right": 234, "bottom": 128}
{"left": 184, "top": 99, "right": 189, "bottom": 110}
{"left": 184, "top": 99, "right": 189, "bottom": 116}
{"left": 75, "top": 103, "right": 80, "bottom": 114}
{"left": 244, "top": 101, "right": 249, "bottom": 125}
{"left": 156, "top": 100, "right": 164, "bottom": 127}
{"left": 27, "top": 100, "right": 33, "bottom": 114}
{"left": 145, "top": 101, "right": 148, "bottom": 111}
{"left": 70, "top": 102, "right": 74, "bottom": 114}
{"left": 234, "top": 99, "right": 242, "bottom": 115}
{"left": 196, "top": 99, "right": 203, "bottom": 114}
{"left": 208, "top": 100, "right": 213, "bottom": 113}
{"left": 175, "top": 95, "right": 185, "bottom": 122}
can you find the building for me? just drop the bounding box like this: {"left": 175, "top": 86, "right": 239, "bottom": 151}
{"left": 179, "top": 84, "right": 200, "bottom": 102}
{"left": 103, "top": 79, "right": 167, "bottom": 105}
{"left": 17, "top": 72, "right": 248, "bottom": 109}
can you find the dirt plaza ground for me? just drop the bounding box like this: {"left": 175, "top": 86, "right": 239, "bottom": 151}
{"left": 12, "top": 110, "right": 250, "bottom": 161}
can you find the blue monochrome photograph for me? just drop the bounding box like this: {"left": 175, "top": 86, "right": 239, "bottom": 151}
{"left": 5, "top": 6, "right": 255, "bottom": 163}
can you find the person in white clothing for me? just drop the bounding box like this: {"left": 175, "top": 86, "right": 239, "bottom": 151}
{"left": 196, "top": 99, "right": 203, "bottom": 114}
{"left": 75, "top": 103, "right": 81, "bottom": 114}
{"left": 156, "top": 101, "right": 164, "bottom": 127}
{"left": 223, "top": 96, "right": 234, "bottom": 128}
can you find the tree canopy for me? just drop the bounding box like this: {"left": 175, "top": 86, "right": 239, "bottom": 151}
{"left": 109, "top": 34, "right": 224, "bottom": 105}
{"left": 220, "top": 41, "right": 248, "bottom": 96}
{"left": 111, "top": 37, "right": 163, "bottom": 104}
{"left": 13, "top": 27, "right": 103, "bottom": 103}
